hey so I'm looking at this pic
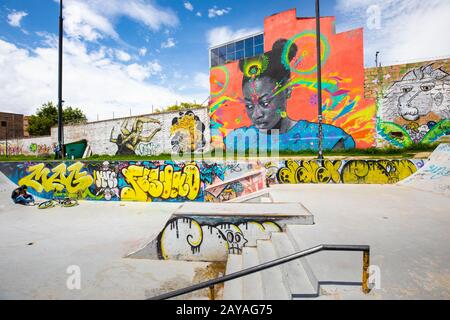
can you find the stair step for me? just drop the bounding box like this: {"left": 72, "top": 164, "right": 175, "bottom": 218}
{"left": 285, "top": 226, "right": 319, "bottom": 291}
{"left": 286, "top": 225, "right": 363, "bottom": 286}
{"left": 241, "top": 247, "right": 264, "bottom": 300}
{"left": 256, "top": 240, "right": 291, "bottom": 300}
{"left": 271, "top": 232, "right": 318, "bottom": 298}
{"left": 223, "top": 254, "right": 243, "bottom": 300}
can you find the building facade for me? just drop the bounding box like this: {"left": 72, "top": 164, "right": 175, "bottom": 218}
{"left": 0, "top": 112, "right": 25, "bottom": 140}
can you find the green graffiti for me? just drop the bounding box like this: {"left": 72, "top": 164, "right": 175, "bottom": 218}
{"left": 421, "top": 119, "right": 450, "bottom": 144}
{"left": 377, "top": 120, "right": 413, "bottom": 147}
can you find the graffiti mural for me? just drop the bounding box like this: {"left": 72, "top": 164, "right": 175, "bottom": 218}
{"left": 92, "top": 161, "right": 120, "bottom": 200}
{"left": 156, "top": 217, "right": 282, "bottom": 261}
{"left": 0, "top": 142, "right": 23, "bottom": 156}
{"left": 271, "top": 159, "right": 423, "bottom": 185}
{"left": 377, "top": 64, "right": 450, "bottom": 147}
{"left": 170, "top": 111, "right": 206, "bottom": 155}
{"left": 120, "top": 162, "right": 201, "bottom": 201}
{"left": 0, "top": 159, "right": 425, "bottom": 201}
{"left": 204, "top": 170, "right": 265, "bottom": 202}
{"left": 110, "top": 116, "right": 162, "bottom": 155}
{"left": 18, "top": 162, "right": 94, "bottom": 195}
{"left": 209, "top": 9, "right": 376, "bottom": 152}
{"left": 29, "top": 143, "right": 55, "bottom": 155}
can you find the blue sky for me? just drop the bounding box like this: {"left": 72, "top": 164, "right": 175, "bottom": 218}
{"left": 0, "top": 0, "right": 449, "bottom": 120}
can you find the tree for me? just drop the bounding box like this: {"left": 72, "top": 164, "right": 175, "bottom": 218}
{"left": 164, "top": 102, "right": 204, "bottom": 113}
{"left": 28, "top": 102, "right": 88, "bottom": 136}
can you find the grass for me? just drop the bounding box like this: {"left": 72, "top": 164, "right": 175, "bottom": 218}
{"left": 0, "top": 143, "right": 438, "bottom": 162}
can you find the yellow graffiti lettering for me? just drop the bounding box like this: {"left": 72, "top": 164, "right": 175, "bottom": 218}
{"left": 341, "top": 160, "right": 417, "bottom": 184}
{"left": 277, "top": 160, "right": 341, "bottom": 184}
{"left": 18, "top": 162, "right": 94, "bottom": 193}
{"left": 120, "top": 163, "right": 201, "bottom": 201}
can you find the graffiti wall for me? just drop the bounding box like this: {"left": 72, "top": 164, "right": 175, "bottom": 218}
{"left": 365, "top": 59, "right": 450, "bottom": 147}
{"left": 0, "top": 160, "right": 262, "bottom": 201}
{"left": 264, "top": 159, "right": 425, "bottom": 185}
{"left": 209, "top": 9, "right": 376, "bottom": 152}
{"left": 0, "top": 136, "right": 54, "bottom": 156}
{"left": 129, "top": 216, "right": 283, "bottom": 261}
{"left": 0, "top": 158, "right": 424, "bottom": 201}
{"left": 49, "top": 108, "right": 210, "bottom": 156}
{"left": 204, "top": 169, "right": 265, "bottom": 202}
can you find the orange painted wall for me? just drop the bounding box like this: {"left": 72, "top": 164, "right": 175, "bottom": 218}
{"left": 210, "top": 8, "right": 376, "bottom": 149}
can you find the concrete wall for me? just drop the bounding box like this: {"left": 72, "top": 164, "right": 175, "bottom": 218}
{"left": 50, "top": 108, "right": 210, "bottom": 156}
{"left": 365, "top": 59, "right": 450, "bottom": 147}
{"left": 0, "top": 158, "right": 425, "bottom": 202}
{"left": 0, "top": 136, "right": 54, "bottom": 156}
{"left": 209, "top": 8, "right": 376, "bottom": 152}
{"left": 265, "top": 159, "right": 425, "bottom": 184}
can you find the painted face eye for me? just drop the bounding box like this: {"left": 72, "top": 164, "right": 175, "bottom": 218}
{"left": 402, "top": 87, "right": 413, "bottom": 93}
{"left": 245, "top": 104, "right": 254, "bottom": 110}
{"left": 420, "top": 84, "right": 434, "bottom": 92}
{"left": 235, "top": 234, "right": 241, "bottom": 243}
{"left": 260, "top": 100, "right": 270, "bottom": 108}
{"left": 227, "top": 232, "right": 234, "bottom": 243}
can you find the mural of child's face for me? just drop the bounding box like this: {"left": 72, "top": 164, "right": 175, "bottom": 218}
{"left": 243, "top": 76, "right": 289, "bottom": 130}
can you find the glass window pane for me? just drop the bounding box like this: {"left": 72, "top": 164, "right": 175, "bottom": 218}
{"left": 211, "top": 48, "right": 219, "bottom": 66}
{"left": 245, "top": 37, "right": 253, "bottom": 50}
{"left": 212, "top": 55, "right": 219, "bottom": 67}
{"left": 226, "top": 52, "right": 235, "bottom": 62}
{"left": 236, "top": 40, "right": 244, "bottom": 51}
{"left": 254, "top": 44, "right": 264, "bottom": 55}
{"left": 218, "top": 55, "right": 225, "bottom": 65}
{"left": 226, "top": 43, "right": 235, "bottom": 54}
{"left": 245, "top": 45, "right": 253, "bottom": 58}
{"left": 218, "top": 46, "right": 226, "bottom": 57}
{"left": 254, "top": 34, "right": 264, "bottom": 45}
{"left": 235, "top": 50, "right": 244, "bottom": 60}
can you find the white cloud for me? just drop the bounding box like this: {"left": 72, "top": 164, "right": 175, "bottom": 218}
{"left": 161, "top": 38, "right": 176, "bottom": 49}
{"left": 64, "top": 1, "right": 118, "bottom": 41}
{"left": 184, "top": 2, "right": 194, "bottom": 12}
{"left": 196, "top": 12, "right": 202, "bottom": 17}
{"left": 206, "top": 26, "right": 261, "bottom": 47}
{"left": 62, "top": 0, "right": 179, "bottom": 42}
{"left": 139, "top": 47, "right": 147, "bottom": 56}
{"left": 7, "top": 10, "right": 28, "bottom": 27}
{"left": 0, "top": 38, "right": 198, "bottom": 120}
{"left": 126, "top": 61, "right": 161, "bottom": 81}
{"left": 208, "top": 6, "right": 231, "bottom": 18}
{"left": 335, "top": 0, "right": 450, "bottom": 66}
{"left": 115, "top": 49, "right": 131, "bottom": 62}
{"left": 194, "top": 73, "right": 210, "bottom": 90}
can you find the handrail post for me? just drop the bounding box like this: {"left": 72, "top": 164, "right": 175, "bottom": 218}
{"left": 209, "top": 285, "right": 215, "bottom": 300}
{"left": 362, "top": 249, "right": 371, "bottom": 294}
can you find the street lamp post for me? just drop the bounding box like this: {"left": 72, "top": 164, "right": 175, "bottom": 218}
{"left": 315, "top": 0, "right": 324, "bottom": 164}
{"left": 57, "top": 0, "right": 64, "bottom": 159}
{"left": 1, "top": 121, "right": 7, "bottom": 157}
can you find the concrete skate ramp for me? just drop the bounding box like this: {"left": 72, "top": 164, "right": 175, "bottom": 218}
{"left": 397, "top": 143, "right": 450, "bottom": 197}
{"left": 0, "top": 171, "right": 45, "bottom": 206}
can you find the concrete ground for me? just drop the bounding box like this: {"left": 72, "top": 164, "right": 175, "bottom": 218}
{"left": 270, "top": 184, "right": 450, "bottom": 299}
{"left": 1, "top": 174, "right": 449, "bottom": 299}
{"left": 0, "top": 176, "right": 216, "bottom": 299}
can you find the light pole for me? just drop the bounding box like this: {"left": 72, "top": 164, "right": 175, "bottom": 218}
{"left": 1, "top": 120, "right": 7, "bottom": 157}
{"left": 315, "top": 0, "right": 324, "bottom": 164}
{"left": 57, "top": 0, "right": 64, "bottom": 159}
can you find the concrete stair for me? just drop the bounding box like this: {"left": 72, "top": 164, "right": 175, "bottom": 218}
{"left": 223, "top": 232, "right": 318, "bottom": 300}
{"left": 223, "top": 229, "right": 371, "bottom": 300}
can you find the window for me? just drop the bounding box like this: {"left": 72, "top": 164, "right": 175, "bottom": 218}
{"left": 210, "top": 33, "right": 264, "bottom": 67}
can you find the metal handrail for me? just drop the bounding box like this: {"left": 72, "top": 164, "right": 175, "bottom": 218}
{"left": 148, "top": 244, "right": 371, "bottom": 300}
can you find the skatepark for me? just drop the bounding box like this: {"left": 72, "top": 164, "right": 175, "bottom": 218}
{"left": 1, "top": 4, "right": 449, "bottom": 301}
{"left": 0, "top": 144, "right": 449, "bottom": 300}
